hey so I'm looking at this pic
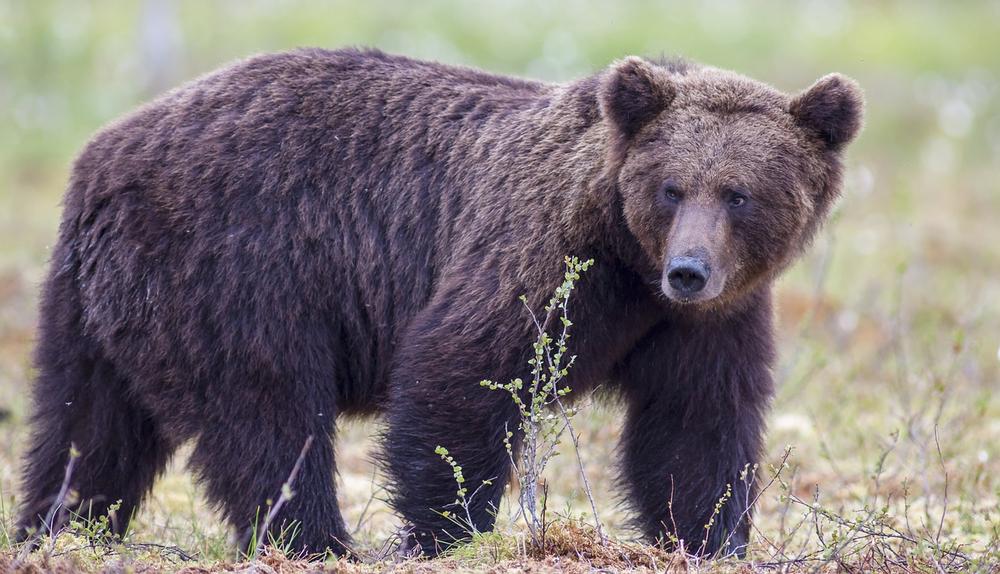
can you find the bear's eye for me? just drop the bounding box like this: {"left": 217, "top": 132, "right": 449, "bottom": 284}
{"left": 727, "top": 191, "right": 749, "bottom": 209}
{"left": 661, "top": 180, "right": 682, "bottom": 202}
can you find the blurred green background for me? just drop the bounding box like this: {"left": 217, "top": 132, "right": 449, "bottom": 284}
{"left": 0, "top": 0, "right": 998, "bottom": 562}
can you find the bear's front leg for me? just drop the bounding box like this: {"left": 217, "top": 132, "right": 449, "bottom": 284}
{"left": 618, "top": 294, "right": 776, "bottom": 558}
{"left": 383, "top": 283, "right": 527, "bottom": 555}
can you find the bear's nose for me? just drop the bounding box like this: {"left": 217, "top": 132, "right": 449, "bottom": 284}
{"left": 667, "top": 257, "right": 709, "bottom": 295}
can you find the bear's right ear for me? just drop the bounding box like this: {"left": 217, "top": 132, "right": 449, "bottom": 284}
{"left": 600, "top": 57, "right": 676, "bottom": 141}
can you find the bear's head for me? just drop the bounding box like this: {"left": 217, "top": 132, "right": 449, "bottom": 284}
{"left": 600, "top": 57, "right": 863, "bottom": 310}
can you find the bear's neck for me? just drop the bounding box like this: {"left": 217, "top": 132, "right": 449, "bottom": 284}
{"left": 437, "top": 73, "right": 646, "bottom": 301}
{"left": 477, "top": 76, "right": 624, "bottom": 253}
{"left": 514, "top": 77, "right": 642, "bottom": 274}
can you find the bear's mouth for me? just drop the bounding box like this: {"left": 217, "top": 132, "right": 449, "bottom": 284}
{"left": 660, "top": 283, "right": 726, "bottom": 304}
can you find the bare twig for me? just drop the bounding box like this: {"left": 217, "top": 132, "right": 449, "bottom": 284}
{"left": 351, "top": 468, "right": 385, "bottom": 536}
{"left": 667, "top": 475, "right": 679, "bottom": 548}
{"left": 250, "top": 435, "right": 314, "bottom": 560}
{"left": 51, "top": 541, "right": 195, "bottom": 562}
{"left": 786, "top": 493, "right": 971, "bottom": 570}
{"left": 16, "top": 443, "right": 80, "bottom": 564}
{"left": 539, "top": 480, "right": 549, "bottom": 550}
{"left": 44, "top": 445, "right": 79, "bottom": 546}
{"left": 554, "top": 396, "right": 605, "bottom": 543}
{"left": 720, "top": 446, "right": 793, "bottom": 556}
{"left": 933, "top": 426, "right": 949, "bottom": 546}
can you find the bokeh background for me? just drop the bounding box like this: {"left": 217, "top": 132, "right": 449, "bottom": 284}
{"left": 1, "top": 0, "right": 998, "bottom": 565}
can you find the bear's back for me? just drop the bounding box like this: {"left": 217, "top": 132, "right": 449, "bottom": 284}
{"left": 61, "top": 49, "right": 553, "bottom": 416}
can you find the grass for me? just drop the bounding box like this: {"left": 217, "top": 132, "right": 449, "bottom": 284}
{"left": 1, "top": 0, "right": 999, "bottom": 572}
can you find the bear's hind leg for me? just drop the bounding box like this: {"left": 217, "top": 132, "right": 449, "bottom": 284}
{"left": 189, "top": 388, "right": 350, "bottom": 557}
{"left": 16, "top": 340, "right": 174, "bottom": 542}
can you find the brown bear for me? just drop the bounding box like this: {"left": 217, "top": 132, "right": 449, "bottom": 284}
{"left": 16, "top": 48, "right": 862, "bottom": 558}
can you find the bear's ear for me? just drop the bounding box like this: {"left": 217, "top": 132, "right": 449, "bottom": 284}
{"left": 600, "top": 56, "right": 676, "bottom": 141}
{"left": 790, "top": 73, "right": 864, "bottom": 151}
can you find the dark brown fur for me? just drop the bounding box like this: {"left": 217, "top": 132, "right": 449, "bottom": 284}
{"left": 17, "top": 48, "right": 862, "bottom": 557}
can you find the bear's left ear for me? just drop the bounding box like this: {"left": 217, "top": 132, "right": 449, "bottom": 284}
{"left": 600, "top": 56, "right": 676, "bottom": 141}
{"left": 790, "top": 73, "right": 864, "bottom": 151}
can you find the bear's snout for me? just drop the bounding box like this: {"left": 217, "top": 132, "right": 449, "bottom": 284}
{"left": 666, "top": 256, "right": 709, "bottom": 296}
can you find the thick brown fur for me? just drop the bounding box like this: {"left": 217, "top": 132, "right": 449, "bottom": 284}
{"left": 17, "top": 48, "right": 862, "bottom": 558}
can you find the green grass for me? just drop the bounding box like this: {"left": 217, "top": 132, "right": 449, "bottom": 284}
{"left": 1, "top": 0, "right": 999, "bottom": 571}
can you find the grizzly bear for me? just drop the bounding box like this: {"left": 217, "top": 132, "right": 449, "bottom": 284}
{"left": 16, "top": 48, "right": 862, "bottom": 558}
